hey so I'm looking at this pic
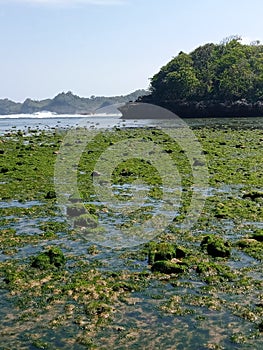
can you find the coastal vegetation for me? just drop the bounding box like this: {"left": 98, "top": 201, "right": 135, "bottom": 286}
{"left": 141, "top": 37, "right": 263, "bottom": 117}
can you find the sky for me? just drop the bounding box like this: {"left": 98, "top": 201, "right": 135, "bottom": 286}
{"left": 0, "top": 0, "right": 263, "bottom": 102}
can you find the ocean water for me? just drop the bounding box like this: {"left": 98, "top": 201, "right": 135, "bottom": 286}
{"left": 1, "top": 112, "right": 263, "bottom": 135}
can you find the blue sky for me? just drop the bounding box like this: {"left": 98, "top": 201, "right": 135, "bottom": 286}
{"left": 1, "top": 0, "right": 263, "bottom": 102}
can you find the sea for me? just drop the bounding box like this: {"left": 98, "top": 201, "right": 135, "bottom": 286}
{"left": 1, "top": 111, "right": 263, "bottom": 135}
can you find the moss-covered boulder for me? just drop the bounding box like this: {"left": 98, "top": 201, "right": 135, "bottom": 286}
{"left": 67, "top": 203, "right": 98, "bottom": 217}
{"left": 251, "top": 231, "right": 263, "bottom": 242}
{"left": 151, "top": 260, "right": 187, "bottom": 274}
{"left": 201, "top": 235, "right": 231, "bottom": 258}
{"left": 242, "top": 191, "right": 263, "bottom": 201}
{"left": 148, "top": 242, "right": 186, "bottom": 264}
{"left": 236, "top": 238, "right": 262, "bottom": 260}
{"left": 67, "top": 203, "right": 87, "bottom": 217}
{"left": 31, "top": 247, "right": 66, "bottom": 270}
{"left": 148, "top": 242, "right": 176, "bottom": 264}
{"left": 73, "top": 214, "right": 98, "bottom": 228}
{"left": 237, "top": 238, "right": 258, "bottom": 248}
{"left": 196, "top": 261, "right": 235, "bottom": 282}
{"left": 45, "top": 190, "right": 56, "bottom": 199}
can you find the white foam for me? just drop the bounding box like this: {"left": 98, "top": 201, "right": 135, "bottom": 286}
{"left": 0, "top": 112, "right": 122, "bottom": 119}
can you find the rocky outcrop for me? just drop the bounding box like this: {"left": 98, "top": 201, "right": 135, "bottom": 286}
{"left": 136, "top": 96, "right": 263, "bottom": 118}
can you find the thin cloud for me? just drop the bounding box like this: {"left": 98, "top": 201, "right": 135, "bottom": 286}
{"left": 0, "top": 0, "right": 127, "bottom": 6}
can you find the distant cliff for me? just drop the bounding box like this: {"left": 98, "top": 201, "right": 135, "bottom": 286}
{"left": 0, "top": 90, "right": 148, "bottom": 115}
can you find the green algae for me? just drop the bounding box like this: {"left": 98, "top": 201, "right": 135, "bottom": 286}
{"left": 201, "top": 235, "right": 231, "bottom": 258}
{"left": 0, "top": 125, "right": 263, "bottom": 348}
{"left": 31, "top": 247, "right": 66, "bottom": 270}
{"left": 73, "top": 213, "right": 98, "bottom": 228}
{"left": 151, "top": 260, "right": 188, "bottom": 274}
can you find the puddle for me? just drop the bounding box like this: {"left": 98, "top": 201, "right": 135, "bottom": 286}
{"left": 0, "top": 200, "right": 43, "bottom": 209}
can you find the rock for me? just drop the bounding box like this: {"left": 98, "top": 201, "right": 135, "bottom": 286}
{"left": 151, "top": 260, "right": 187, "bottom": 274}
{"left": 148, "top": 242, "right": 187, "bottom": 264}
{"left": 148, "top": 242, "right": 176, "bottom": 264}
{"left": 242, "top": 191, "right": 263, "bottom": 200}
{"left": 201, "top": 235, "right": 231, "bottom": 258}
{"left": 45, "top": 190, "right": 56, "bottom": 199}
{"left": 67, "top": 203, "right": 87, "bottom": 217}
{"left": 251, "top": 232, "right": 263, "bottom": 242}
{"left": 237, "top": 239, "right": 258, "bottom": 248}
{"left": 73, "top": 214, "right": 98, "bottom": 228}
{"left": 0, "top": 167, "right": 8, "bottom": 173}
{"left": 31, "top": 247, "right": 65, "bottom": 270}
{"left": 120, "top": 169, "right": 133, "bottom": 177}
{"left": 69, "top": 194, "right": 82, "bottom": 203}
{"left": 138, "top": 97, "right": 263, "bottom": 118}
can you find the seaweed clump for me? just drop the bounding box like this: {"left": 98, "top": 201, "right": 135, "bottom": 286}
{"left": 201, "top": 235, "right": 231, "bottom": 258}
{"left": 148, "top": 242, "right": 187, "bottom": 274}
{"left": 31, "top": 247, "right": 66, "bottom": 270}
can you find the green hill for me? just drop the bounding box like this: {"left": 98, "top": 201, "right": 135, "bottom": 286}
{"left": 0, "top": 90, "right": 148, "bottom": 115}
{"left": 140, "top": 37, "right": 263, "bottom": 117}
{"left": 149, "top": 37, "right": 263, "bottom": 102}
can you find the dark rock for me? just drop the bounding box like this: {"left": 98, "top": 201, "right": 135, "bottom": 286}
{"left": 242, "top": 191, "right": 263, "bottom": 201}
{"left": 151, "top": 260, "right": 187, "bottom": 274}
{"left": 67, "top": 203, "right": 87, "bottom": 217}
{"left": 45, "top": 190, "right": 56, "bottom": 199}
{"left": 73, "top": 214, "right": 98, "bottom": 228}
{"left": 251, "top": 232, "right": 263, "bottom": 242}
{"left": 0, "top": 167, "right": 8, "bottom": 173}
{"left": 31, "top": 247, "right": 65, "bottom": 270}
{"left": 135, "top": 98, "right": 263, "bottom": 118}
{"left": 201, "top": 235, "right": 231, "bottom": 258}
{"left": 148, "top": 242, "right": 186, "bottom": 264}
{"left": 148, "top": 242, "right": 176, "bottom": 264}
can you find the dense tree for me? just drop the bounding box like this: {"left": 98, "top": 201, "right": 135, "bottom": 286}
{"left": 149, "top": 38, "right": 263, "bottom": 103}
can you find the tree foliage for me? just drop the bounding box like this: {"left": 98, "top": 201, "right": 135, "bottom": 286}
{"left": 150, "top": 38, "right": 263, "bottom": 102}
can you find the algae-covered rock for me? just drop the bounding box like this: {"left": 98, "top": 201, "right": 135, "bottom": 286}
{"left": 68, "top": 193, "right": 81, "bottom": 203}
{"left": 151, "top": 260, "right": 187, "bottom": 274}
{"left": 45, "top": 190, "right": 56, "bottom": 199}
{"left": 0, "top": 167, "right": 9, "bottom": 174}
{"left": 236, "top": 238, "right": 262, "bottom": 260}
{"left": 67, "top": 203, "right": 97, "bottom": 217}
{"left": 251, "top": 231, "right": 263, "bottom": 242}
{"left": 148, "top": 242, "right": 186, "bottom": 264}
{"left": 201, "top": 235, "right": 231, "bottom": 258}
{"left": 242, "top": 191, "right": 263, "bottom": 201}
{"left": 73, "top": 214, "right": 98, "bottom": 228}
{"left": 237, "top": 239, "right": 259, "bottom": 248}
{"left": 196, "top": 261, "right": 235, "bottom": 282}
{"left": 31, "top": 247, "right": 66, "bottom": 270}
{"left": 148, "top": 242, "right": 176, "bottom": 264}
{"left": 67, "top": 203, "right": 87, "bottom": 217}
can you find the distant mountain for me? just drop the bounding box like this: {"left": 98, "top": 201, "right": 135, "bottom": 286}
{"left": 0, "top": 90, "right": 148, "bottom": 115}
